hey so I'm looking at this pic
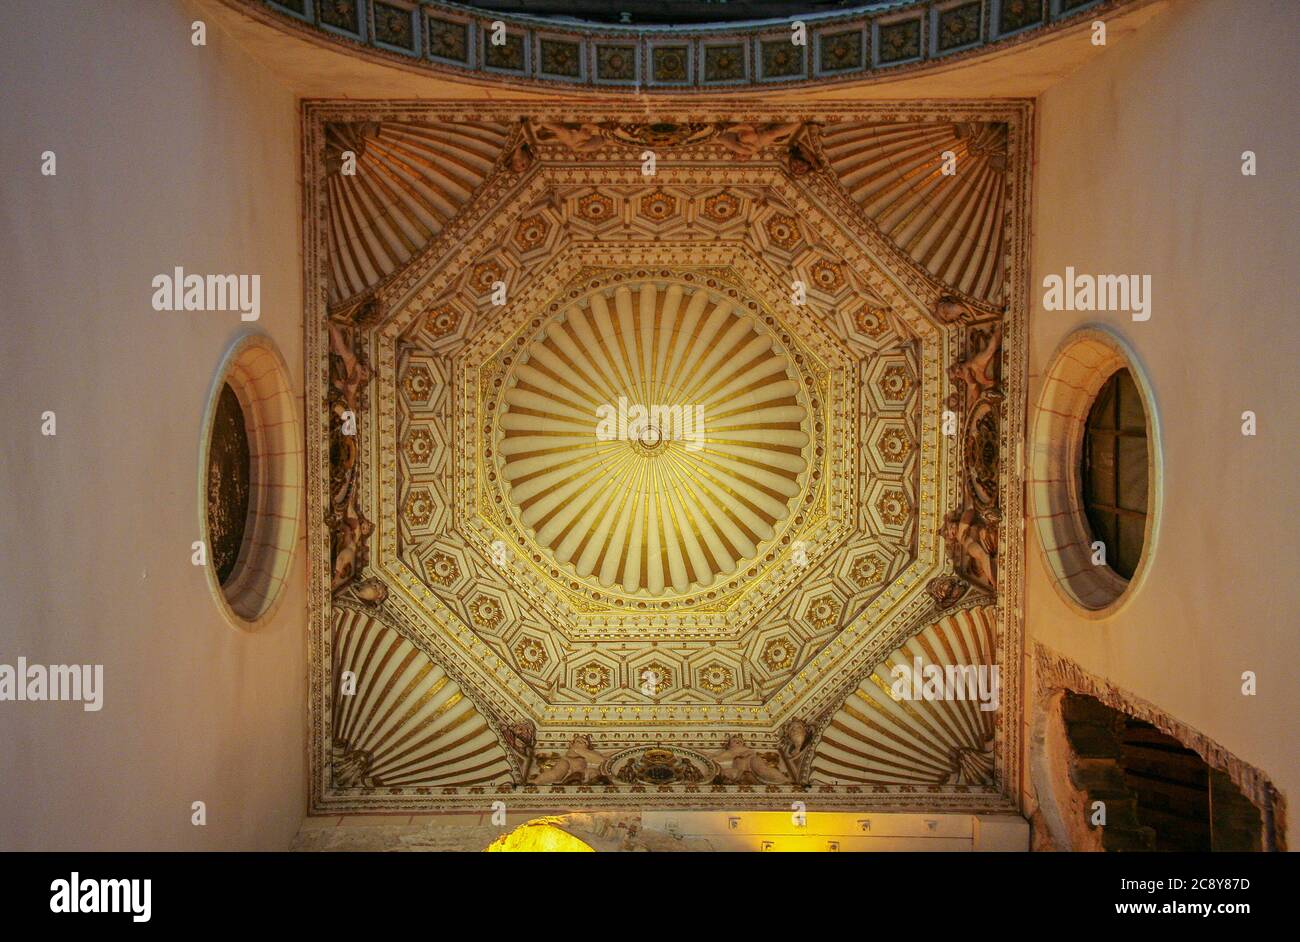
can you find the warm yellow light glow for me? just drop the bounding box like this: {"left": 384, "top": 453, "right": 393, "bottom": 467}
{"left": 484, "top": 819, "right": 595, "bottom": 852}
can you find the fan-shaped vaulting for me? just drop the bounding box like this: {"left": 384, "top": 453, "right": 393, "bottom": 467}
{"left": 325, "top": 120, "right": 510, "bottom": 304}
{"left": 821, "top": 121, "right": 1008, "bottom": 304}
{"left": 813, "top": 605, "right": 999, "bottom": 786}
{"left": 331, "top": 605, "right": 512, "bottom": 788}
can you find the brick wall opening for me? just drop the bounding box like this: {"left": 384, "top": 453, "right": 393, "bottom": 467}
{"left": 1053, "top": 692, "right": 1268, "bottom": 851}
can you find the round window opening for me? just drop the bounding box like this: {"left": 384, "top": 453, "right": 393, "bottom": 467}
{"left": 200, "top": 335, "right": 302, "bottom": 629}
{"left": 1030, "top": 329, "right": 1160, "bottom": 615}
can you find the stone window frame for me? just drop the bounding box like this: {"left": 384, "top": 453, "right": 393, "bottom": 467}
{"left": 1028, "top": 326, "right": 1161, "bottom": 617}
{"left": 199, "top": 333, "right": 302, "bottom": 630}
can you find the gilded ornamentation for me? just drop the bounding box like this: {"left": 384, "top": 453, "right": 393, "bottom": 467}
{"left": 761, "top": 637, "right": 797, "bottom": 672}
{"left": 494, "top": 277, "right": 811, "bottom": 598}
{"left": 574, "top": 662, "right": 613, "bottom": 697}
{"left": 639, "top": 661, "right": 676, "bottom": 693}
{"left": 425, "top": 305, "right": 460, "bottom": 338}
{"left": 849, "top": 552, "right": 887, "bottom": 589}
{"left": 805, "top": 593, "right": 843, "bottom": 631}
{"left": 402, "top": 487, "right": 435, "bottom": 529}
{"left": 604, "top": 746, "right": 718, "bottom": 785}
{"left": 876, "top": 426, "right": 914, "bottom": 464}
{"left": 764, "top": 212, "right": 801, "bottom": 249}
{"left": 532, "top": 736, "right": 611, "bottom": 785}
{"left": 467, "top": 593, "right": 505, "bottom": 631}
{"left": 701, "top": 191, "right": 741, "bottom": 223}
{"left": 512, "top": 214, "right": 550, "bottom": 252}
{"left": 470, "top": 261, "right": 504, "bottom": 293}
{"left": 638, "top": 189, "right": 677, "bottom": 220}
{"left": 424, "top": 550, "right": 459, "bottom": 587}
{"left": 697, "top": 662, "right": 735, "bottom": 695}
{"left": 513, "top": 635, "right": 549, "bottom": 672}
{"left": 854, "top": 305, "right": 893, "bottom": 339}
{"left": 400, "top": 362, "right": 434, "bottom": 404}
{"left": 810, "top": 258, "right": 845, "bottom": 292}
{"left": 876, "top": 488, "right": 911, "bottom": 528}
{"left": 328, "top": 321, "right": 373, "bottom": 594}
{"left": 877, "top": 363, "right": 914, "bottom": 402}
{"left": 710, "top": 735, "right": 790, "bottom": 784}
{"left": 577, "top": 192, "right": 615, "bottom": 221}
{"left": 302, "top": 101, "right": 1030, "bottom": 813}
{"left": 402, "top": 426, "right": 435, "bottom": 467}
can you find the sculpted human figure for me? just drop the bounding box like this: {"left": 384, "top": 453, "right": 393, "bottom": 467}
{"left": 941, "top": 507, "right": 998, "bottom": 592}
{"left": 531, "top": 735, "right": 610, "bottom": 785}
{"left": 710, "top": 735, "right": 790, "bottom": 785}
{"left": 716, "top": 122, "right": 802, "bottom": 159}
{"left": 531, "top": 120, "right": 606, "bottom": 153}
{"left": 949, "top": 322, "right": 1003, "bottom": 406}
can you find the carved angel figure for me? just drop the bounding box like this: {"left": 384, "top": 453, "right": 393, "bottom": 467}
{"left": 531, "top": 735, "right": 610, "bottom": 786}
{"left": 530, "top": 121, "right": 606, "bottom": 153}
{"left": 710, "top": 735, "right": 790, "bottom": 785}
{"left": 941, "top": 507, "right": 998, "bottom": 592}
{"left": 502, "top": 720, "right": 537, "bottom": 757}
{"left": 948, "top": 322, "right": 1003, "bottom": 406}
{"left": 715, "top": 122, "right": 802, "bottom": 159}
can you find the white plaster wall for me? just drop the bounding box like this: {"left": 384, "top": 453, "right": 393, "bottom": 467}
{"left": 0, "top": 1, "right": 306, "bottom": 849}
{"left": 1026, "top": 0, "right": 1299, "bottom": 820}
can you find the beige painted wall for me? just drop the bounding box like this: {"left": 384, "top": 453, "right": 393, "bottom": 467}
{"left": 0, "top": 1, "right": 306, "bottom": 849}
{"left": 1026, "top": 0, "right": 1299, "bottom": 821}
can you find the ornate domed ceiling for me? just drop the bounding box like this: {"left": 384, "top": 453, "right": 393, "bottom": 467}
{"left": 308, "top": 101, "right": 1028, "bottom": 813}
{"left": 497, "top": 277, "right": 813, "bottom": 598}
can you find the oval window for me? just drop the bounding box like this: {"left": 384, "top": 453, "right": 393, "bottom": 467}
{"left": 200, "top": 335, "right": 302, "bottom": 629}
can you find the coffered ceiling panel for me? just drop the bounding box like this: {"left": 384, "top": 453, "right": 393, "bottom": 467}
{"left": 306, "top": 102, "right": 1028, "bottom": 813}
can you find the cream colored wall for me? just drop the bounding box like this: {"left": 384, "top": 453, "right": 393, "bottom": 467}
{"left": 1026, "top": 0, "right": 1299, "bottom": 821}
{"left": 0, "top": 0, "right": 306, "bottom": 849}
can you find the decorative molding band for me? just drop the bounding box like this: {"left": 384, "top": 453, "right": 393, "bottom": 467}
{"left": 232, "top": 0, "right": 1142, "bottom": 93}
{"left": 1033, "top": 642, "right": 1288, "bottom": 851}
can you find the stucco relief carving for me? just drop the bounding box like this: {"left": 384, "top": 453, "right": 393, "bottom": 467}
{"left": 303, "top": 101, "right": 1029, "bottom": 813}
{"left": 710, "top": 735, "right": 791, "bottom": 785}
{"left": 327, "top": 321, "right": 373, "bottom": 594}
